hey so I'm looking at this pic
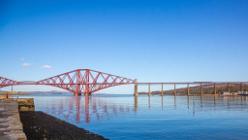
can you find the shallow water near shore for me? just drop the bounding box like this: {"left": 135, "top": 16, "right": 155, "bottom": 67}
{"left": 15, "top": 94, "right": 248, "bottom": 140}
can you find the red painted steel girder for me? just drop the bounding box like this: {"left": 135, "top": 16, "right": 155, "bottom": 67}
{"left": 0, "top": 76, "right": 18, "bottom": 88}
{"left": 35, "top": 69, "right": 136, "bottom": 95}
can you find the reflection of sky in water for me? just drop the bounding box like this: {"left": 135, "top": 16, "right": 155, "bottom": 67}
{"left": 19, "top": 94, "right": 248, "bottom": 140}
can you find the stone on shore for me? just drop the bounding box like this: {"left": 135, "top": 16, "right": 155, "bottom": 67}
{"left": 0, "top": 99, "right": 27, "bottom": 140}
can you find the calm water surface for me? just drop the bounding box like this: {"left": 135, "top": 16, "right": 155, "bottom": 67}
{"left": 17, "top": 94, "right": 248, "bottom": 140}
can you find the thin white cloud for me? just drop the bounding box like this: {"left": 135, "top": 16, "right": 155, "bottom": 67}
{"left": 21, "top": 62, "right": 31, "bottom": 67}
{"left": 42, "top": 64, "right": 52, "bottom": 69}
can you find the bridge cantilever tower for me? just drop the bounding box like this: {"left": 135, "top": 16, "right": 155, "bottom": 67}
{"left": 36, "top": 69, "right": 136, "bottom": 96}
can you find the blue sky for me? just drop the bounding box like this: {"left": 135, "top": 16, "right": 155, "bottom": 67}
{"left": 1, "top": 0, "right": 248, "bottom": 93}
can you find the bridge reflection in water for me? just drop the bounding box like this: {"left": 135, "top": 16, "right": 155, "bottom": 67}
{"left": 34, "top": 94, "right": 248, "bottom": 124}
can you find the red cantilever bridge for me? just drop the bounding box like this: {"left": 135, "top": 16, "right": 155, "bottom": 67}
{"left": 0, "top": 69, "right": 136, "bottom": 96}
{"left": 1, "top": 68, "right": 248, "bottom": 96}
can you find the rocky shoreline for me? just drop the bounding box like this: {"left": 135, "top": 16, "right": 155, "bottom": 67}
{"left": 20, "top": 111, "right": 108, "bottom": 140}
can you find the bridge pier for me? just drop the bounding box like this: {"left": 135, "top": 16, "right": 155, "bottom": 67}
{"left": 187, "top": 83, "right": 190, "bottom": 96}
{"left": 173, "top": 84, "right": 176, "bottom": 96}
{"left": 74, "top": 92, "right": 82, "bottom": 96}
{"left": 148, "top": 83, "right": 151, "bottom": 96}
{"left": 84, "top": 91, "right": 91, "bottom": 96}
{"left": 134, "top": 82, "right": 138, "bottom": 97}
{"left": 161, "top": 84, "right": 164, "bottom": 96}
{"left": 214, "top": 83, "right": 217, "bottom": 96}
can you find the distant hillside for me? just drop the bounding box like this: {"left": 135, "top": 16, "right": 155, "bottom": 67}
{"left": 140, "top": 83, "right": 248, "bottom": 95}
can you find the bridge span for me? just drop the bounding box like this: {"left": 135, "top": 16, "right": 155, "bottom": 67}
{"left": 0, "top": 69, "right": 247, "bottom": 96}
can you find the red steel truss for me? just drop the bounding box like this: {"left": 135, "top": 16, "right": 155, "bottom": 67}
{"left": 36, "top": 69, "right": 136, "bottom": 95}
{"left": 0, "top": 76, "right": 18, "bottom": 88}
{"left": 0, "top": 69, "right": 136, "bottom": 96}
